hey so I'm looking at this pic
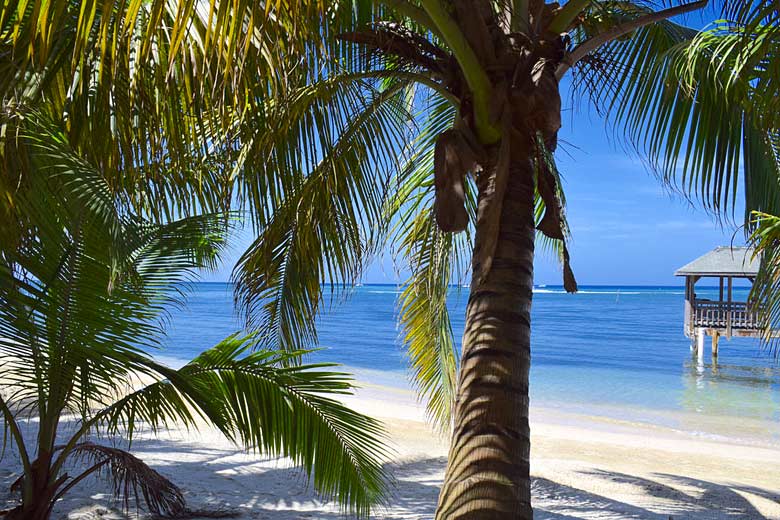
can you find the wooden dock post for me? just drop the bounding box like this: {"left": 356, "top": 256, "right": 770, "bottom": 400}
{"left": 696, "top": 328, "right": 705, "bottom": 362}
{"left": 712, "top": 331, "right": 719, "bottom": 358}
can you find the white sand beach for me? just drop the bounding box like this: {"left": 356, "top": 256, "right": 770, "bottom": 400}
{"left": 3, "top": 380, "right": 780, "bottom": 519}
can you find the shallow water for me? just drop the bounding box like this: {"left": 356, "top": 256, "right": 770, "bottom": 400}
{"left": 158, "top": 283, "right": 780, "bottom": 443}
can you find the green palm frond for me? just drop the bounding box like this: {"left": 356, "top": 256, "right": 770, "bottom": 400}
{"left": 396, "top": 211, "right": 469, "bottom": 431}
{"left": 232, "top": 77, "right": 413, "bottom": 352}
{"left": 569, "top": 6, "right": 778, "bottom": 217}
{"left": 749, "top": 212, "right": 780, "bottom": 348}
{"left": 674, "top": 18, "right": 780, "bottom": 222}
{"left": 386, "top": 93, "right": 469, "bottom": 430}
{"left": 188, "top": 336, "right": 390, "bottom": 514}
{"left": 722, "top": 0, "right": 780, "bottom": 45}
{"left": 676, "top": 20, "right": 779, "bottom": 129}
{"left": 743, "top": 126, "right": 780, "bottom": 228}
{"left": 85, "top": 336, "right": 391, "bottom": 516}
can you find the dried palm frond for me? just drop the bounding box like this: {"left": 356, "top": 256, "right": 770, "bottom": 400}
{"left": 67, "top": 442, "right": 185, "bottom": 517}
{"left": 533, "top": 133, "right": 577, "bottom": 293}
{"left": 338, "top": 21, "right": 449, "bottom": 75}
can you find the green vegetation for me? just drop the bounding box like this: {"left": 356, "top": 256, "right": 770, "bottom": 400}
{"left": 0, "top": 114, "right": 388, "bottom": 519}
{"left": 1, "top": 1, "right": 779, "bottom": 519}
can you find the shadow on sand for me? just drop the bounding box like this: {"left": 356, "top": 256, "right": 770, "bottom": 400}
{"left": 2, "top": 433, "right": 778, "bottom": 519}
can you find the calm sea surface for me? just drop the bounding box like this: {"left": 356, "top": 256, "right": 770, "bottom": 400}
{"left": 158, "top": 283, "right": 780, "bottom": 441}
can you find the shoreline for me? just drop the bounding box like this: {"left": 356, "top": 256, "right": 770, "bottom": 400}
{"left": 3, "top": 379, "right": 780, "bottom": 519}
{"left": 347, "top": 370, "right": 780, "bottom": 447}
{"left": 151, "top": 357, "right": 780, "bottom": 450}
{"left": 349, "top": 382, "right": 780, "bottom": 518}
{"left": 348, "top": 377, "right": 780, "bottom": 444}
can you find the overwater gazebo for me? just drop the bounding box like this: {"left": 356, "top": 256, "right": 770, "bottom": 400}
{"left": 675, "top": 246, "right": 760, "bottom": 357}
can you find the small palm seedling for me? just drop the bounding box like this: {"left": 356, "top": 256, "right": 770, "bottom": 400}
{"left": 0, "top": 115, "right": 389, "bottom": 520}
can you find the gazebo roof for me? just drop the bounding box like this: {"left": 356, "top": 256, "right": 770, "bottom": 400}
{"left": 675, "top": 246, "right": 759, "bottom": 277}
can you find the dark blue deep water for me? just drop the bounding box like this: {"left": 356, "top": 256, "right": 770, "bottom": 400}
{"left": 157, "top": 283, "right": 780, "bottom": 439}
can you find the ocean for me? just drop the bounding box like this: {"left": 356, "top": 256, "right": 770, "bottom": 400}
{"left": 158, "top": 283, "right": 780, "bottom": 443}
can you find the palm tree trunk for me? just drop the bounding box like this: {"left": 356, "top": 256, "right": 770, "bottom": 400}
{"left": 435, "top": 140, "right": 536, "bottom": 519}
{"left": 5, "top": 454, "right": 59, "bottom": 520}
{"left": 5, "top": 499, "right": 54, "bottom": 520}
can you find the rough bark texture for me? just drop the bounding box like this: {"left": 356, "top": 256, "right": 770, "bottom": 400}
{"left": 5, "top": 498, "right": 54, "bottom": 520}
{"left": 435, "top": 140, "right": 536, "bottom": 520}
{"left": 5, "top": 454, "right": 59, "bottom": 520}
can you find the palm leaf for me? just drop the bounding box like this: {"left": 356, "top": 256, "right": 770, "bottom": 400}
{"left": 64, "top": 442, "right": 186, "bottom": 517}
{"left": 569, "top": 7, "right": 778, "bottom": 218}
{"left": 86, "top": 336, "right": 391, "bottom": 517}
{"left": 386, "top": 92, "right": 467, "bottom": 431}
{"left": 232, "top": 77, "right": 413, "bottom": 352}
{"left": 748, "top": 212, "right": 780, "bottom": 350}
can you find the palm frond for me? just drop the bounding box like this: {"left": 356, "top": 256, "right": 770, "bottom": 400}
{"left": 232, "top": 76, "right": 413, "bottom": 352}
{"left": 386, "top": 93, "right": 470, "bottom": 430}
{"left": 743, "top": 126, "right": 780, "bottom": 229}
{"left": 91, "top": 335, "right": 391, "bottom": 517}
{"left": 748, "top": 212, "right": 780, "bottom": 350}
{"left": 673, "top": 18, "right": 780, "bottom": 223}
{"left": 64, "top": 442, "right": 185, "bottom": 517}
{"left": 396, "top": 213, "right": 468, "bottom": 431}
{"left": 567, "top": 8, "right": 763, "bottom": 215}
{"left": 188, "top": 336, "right": 390, "bottom": 516}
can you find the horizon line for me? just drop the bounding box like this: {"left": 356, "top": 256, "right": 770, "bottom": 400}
{"left": 193, "top": 282, "right": 751, "bottom": 288}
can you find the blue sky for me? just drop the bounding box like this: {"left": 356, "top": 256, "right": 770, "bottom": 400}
{"left": 205, "top": 107, "right": 746, "bottom": 287}
{"left": 530, "top": 107, "right": 747, "bottom": 286}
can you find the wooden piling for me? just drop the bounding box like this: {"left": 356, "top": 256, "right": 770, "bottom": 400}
{"left": 696, "top": 328, "right": 705, "bottom": 362}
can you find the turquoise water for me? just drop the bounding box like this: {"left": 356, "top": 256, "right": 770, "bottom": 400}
{"left": 159, "top": 283, "right": 780, "bottom": 439}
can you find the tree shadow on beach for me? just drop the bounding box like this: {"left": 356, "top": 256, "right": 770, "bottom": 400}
{"left": 2, "top": 429, "right": 778, "bottom": 520}
{"left": 0, "top": 427, "right": 447, "bottom": 520}
{"left": 534, "top": 469, "right": 779, "bottom": 520}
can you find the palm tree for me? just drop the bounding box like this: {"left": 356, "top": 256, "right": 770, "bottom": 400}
{"left": 3, "top": 1, "right": 779, "bottom": 519}
{"left": 222, "top": 3, "right": 776, "bottom": 518}
{"left": 0, "top": 113, "right": 388, "bottom": 520}
{"left": 676, "top": 1, "right": 780, "bottom": 340}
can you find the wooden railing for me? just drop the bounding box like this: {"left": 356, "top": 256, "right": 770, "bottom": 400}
{"left": 693, "top": 299, "right": 760, "bottom": 329}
